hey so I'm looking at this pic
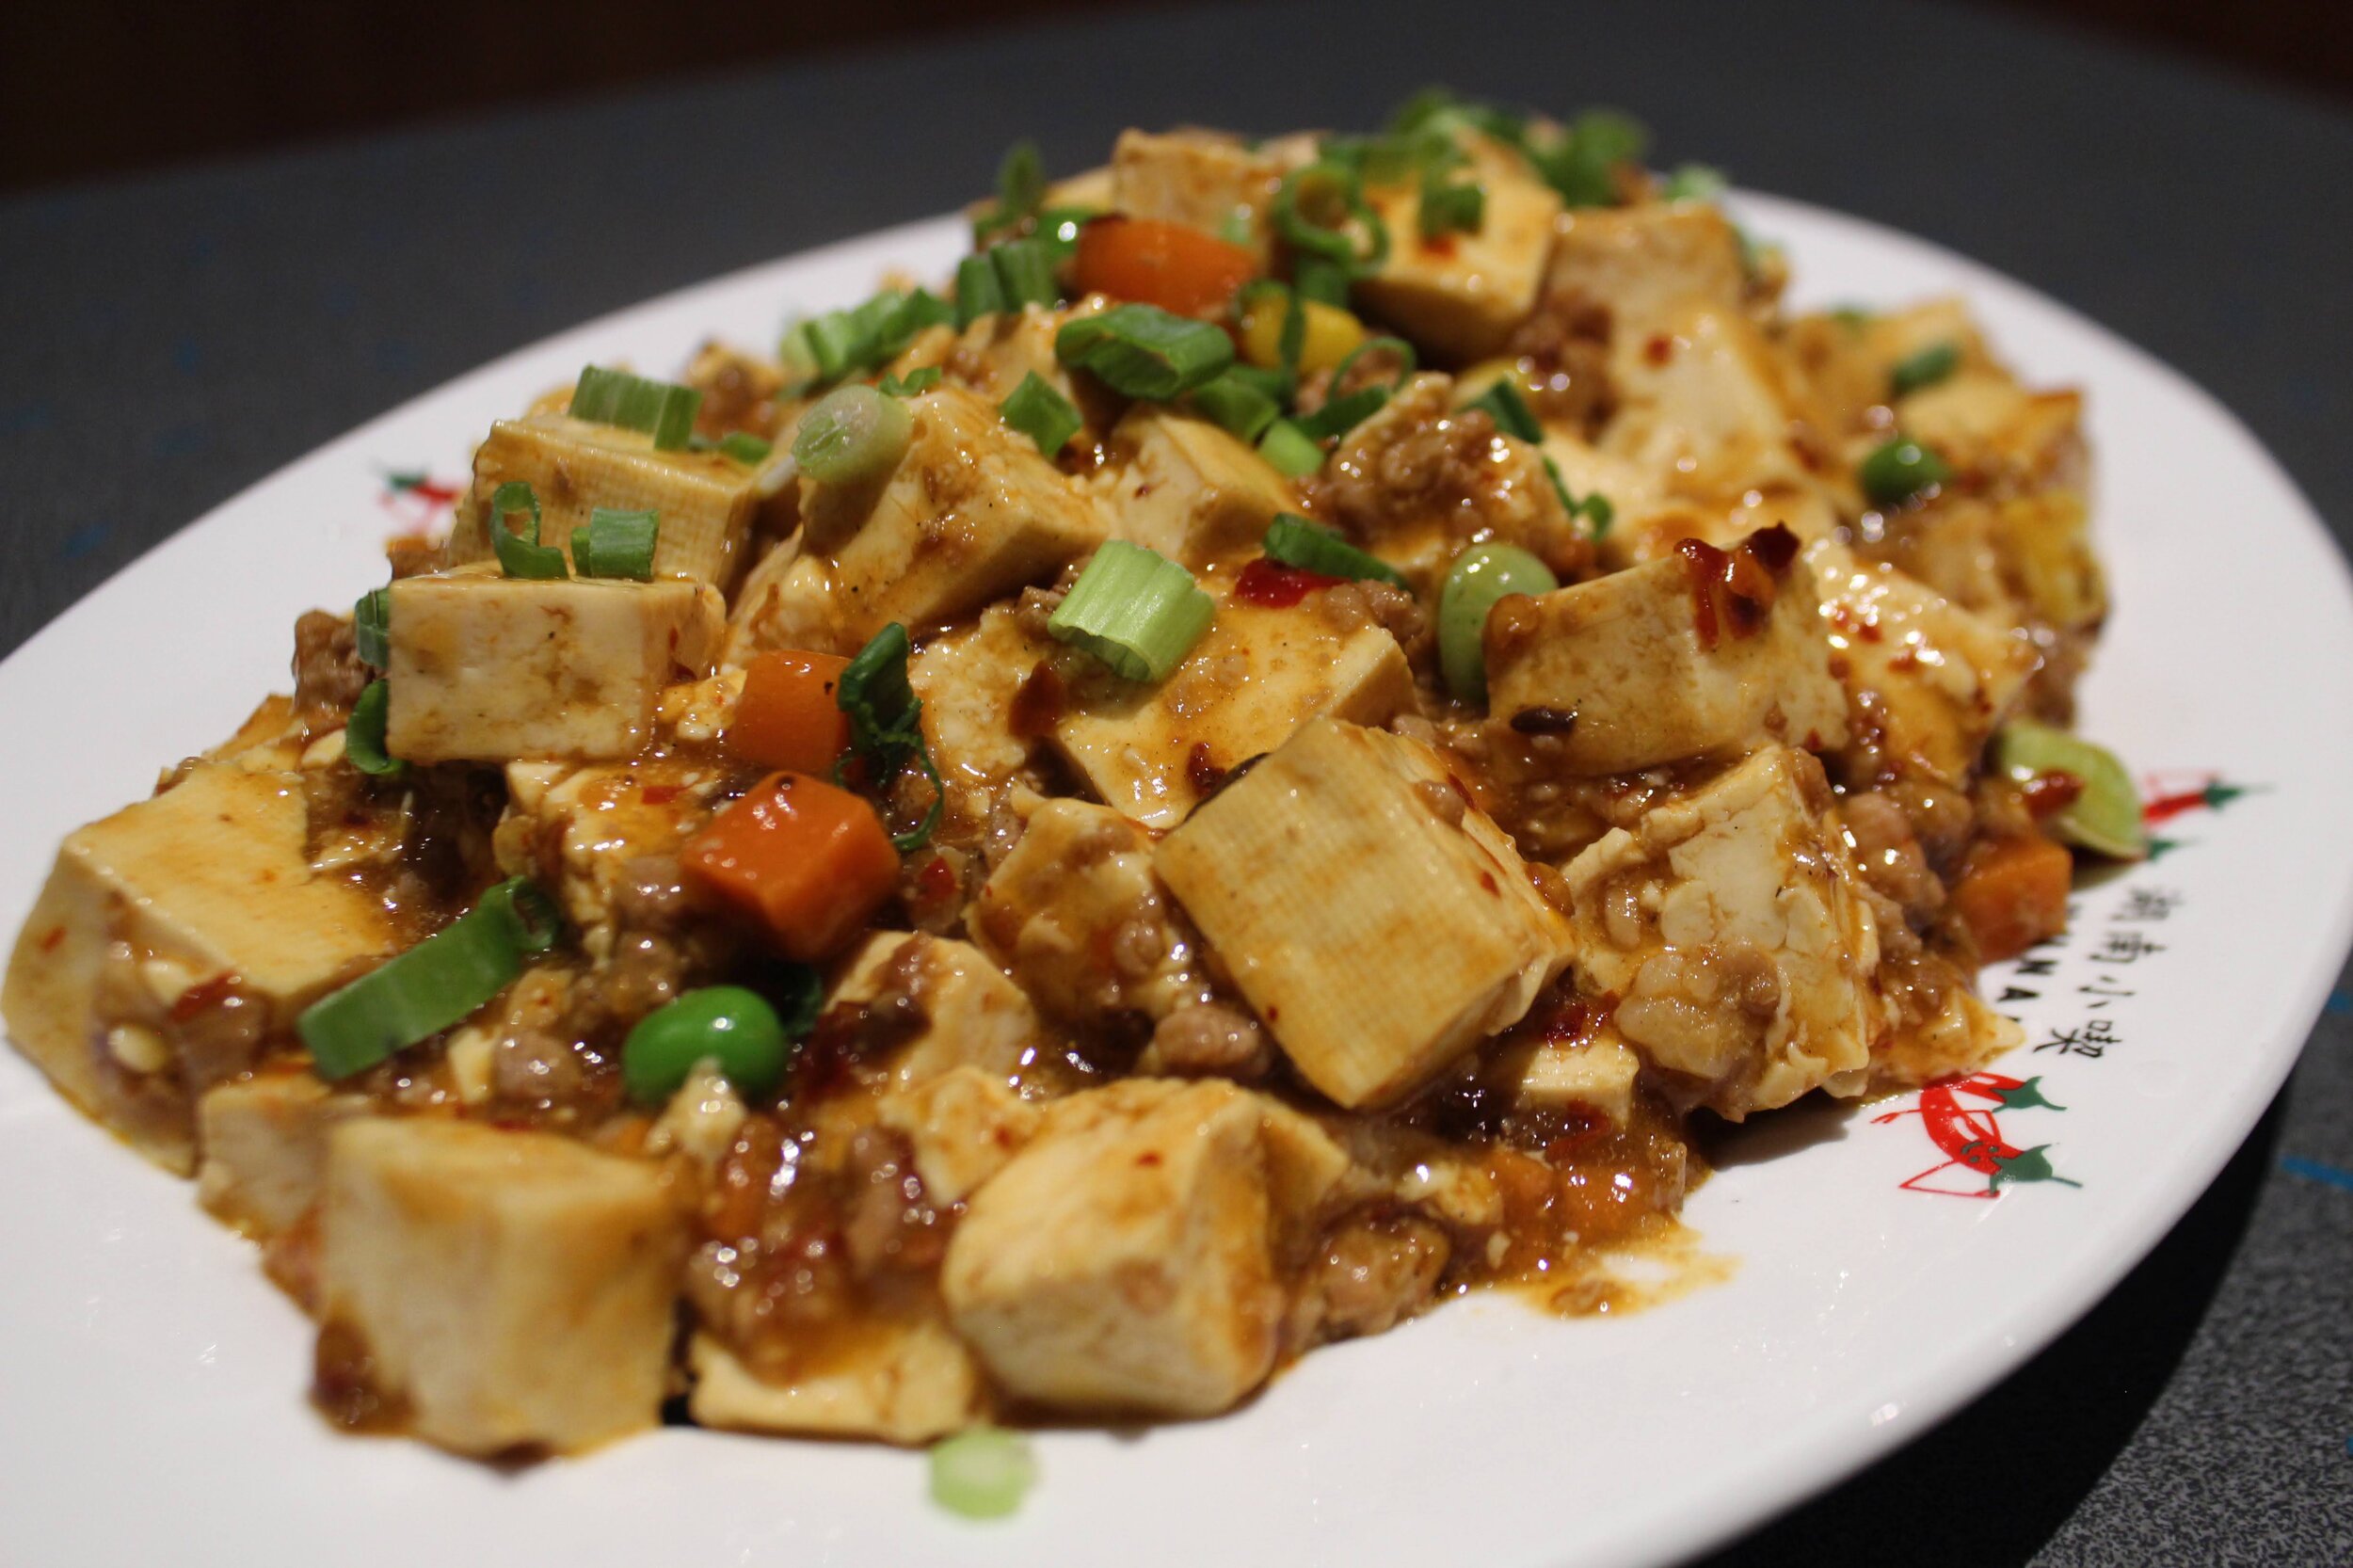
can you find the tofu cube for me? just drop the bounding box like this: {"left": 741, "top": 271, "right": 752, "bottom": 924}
{"left": 1499, "top": 1027, "right": 1644, "bottom": 1128}
{"left": 1097, "top": 406, "right": 1301, "bottom": 567}
{"left": 1356, "top": 136, "right": 1562, "bottom": 362}
{"left": 794, "top": 385, "right": 1107, "bottom": 649}
{"left": 1112, "top": 128, "right": 1290, "bottom": 261}
{"left": 1544, "top": 203, "right": 1750, "bottom": 344}
{"left": 1871, "top": 953, "right": 2024, "bottom": 1090}
{"left": 906, "top": 603, "right": 1056, "bottom": 827}
{"left": 828, "top": 932, "right": 1047, "bottom": 1090}
{"left": 386, "top": 569, "right": 724, "bottom": 763}
{"left": 1803, "top": 540, "right": 2039, "bottom": 784}
{"left": 876, "top": 1064, "right": 1042, "bottom": 1207}
{"left": 197, "top": 1071, "right": 368, "bottom": 1237}
{"left": 1050, "top": 599, "right": 1415, "bottom": 828}
{"left": 1155, "top": 718, "right": 1574, "bottom": 1109}
{"left": 2, "top": 764, "right": 396, "bottom": 1173}
{"left": 686, "top": 1318, "right": 982, "bottom": 1446}
{"left": 1600, "top": 301, "right": 1820, "bottom": 500}
{"left": 317, "top": 1118, "right": 685, "bottom": 1456}
{"left": 884, "top": 303, "right": 1109, "bottom": 442}
{"left": 942, "top": 1079, "right": 1344, "bottom": 1416}
{"left": 1483, "top": 528, "right": 1849, "bottom": 774}
{"left": 447, "top": 412, "right": 777, "bottom": 590}
{"left": 1559, "top": 745, "right": 1886, "bottom": 1119}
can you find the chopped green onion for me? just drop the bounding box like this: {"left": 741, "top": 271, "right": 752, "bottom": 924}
{"left": 955, "top": 251, "right": 1008, "bottom": 328}
{"left": 569, "top": 365, "right": 703, "bottom": 451}
{"left": 1291, "top": 254, "right": 1353, "bottom": 307}
{"left": 1530, "top": 108, "right": 1649, "bottom": 208}
{"left": 719, "top": 430, "right": 773, "bottom": 465}
{"left": 1055, "top": 304, "right": 1235, "bottom": 400}
{"left": 1217, "top": 206, "right": 1254, "bottom": 247}
{"left": 488, "top": 480, "right": 568, "bottom": 580}
{"left": 344, "top": 679, "right": 405, "bottom": 778}
{"left": 622, "top": 984, "right": 804, "bottom": 1108}
{"left": 1224, "top": 362, "right": 1295, "bottom": 404}
{"left": 1993, "top": 721, "right": 2147, "bottom": 860}
{"left": 972, "top": 140, "right": 1047, "bottom": 243}
{"left": 1860, "top": 436, "right": 1953, "bottom": 509}
{"left": 1048, "top": 541, "right": 1216, "bottom": 682}
{"left": 353, "top": 587, "right": 391, "bottom": 670}
{"left": 297, "top": 877, "right": 562, "bottom": 1080}
{"left": 836, "top": 622, "right": 943, "bottom": 853}
{"left": 1331, "top": 336, "right": 1417, "bottom": 396}
{"left": 1417, "top": 175, "right": 1485, "bottom": 240}
{"left": 1659, "top": 164, "right": 1728, "bottom": 203}
{"left": 1190, "top": 373, "right": 1281, "bottom": 445}
{"left": 1000, "top": 371, "right": 1083, "bottom": 456}
{"left": 1295, "top": 384, "right": 1389, "bottom": 441}
{"left": 1273, "top": 161, "right": 1389, "bottom": 270}
{"left": 1828, "top": 305, "right": 1876, "bottom": 331}
{"left": 793, "top": 384, "right": 913, "bottom": 486}
{"left": 1257, "top": 418, "right": 1324, "bottom": 478}
{"left": 1438, "top": 542, "right": 1559, "bottom": 705}
{"left": 1544, "top": 456, "right": 1614, "bottom": 536}
{"left": 790, "top": 290, "right": 953, "bottom": 386}
{"left": 1461, "top": 377, "right": 1543, "bottom": 443}
{"left": 777, "top": 325, "right": 823, "bottom": 394}
{"left": 990, "top": 237, "right": 1063, "bottom": 312}
{"left": 1035, "top": 206, "right": 1094, "bottom": 248}
{"left": 1236, "top": 280, "right": 1308, "bottom": 374}
{"left": 879, "top": 366, "right": 944, "bottom": 398}
{"left": 928, "top": 1426, "right": 1036, "bottom": 1520}
{"left": 1889, "top": 341, "right": 1961, "bottom": 398}
{"left": 570, "top": 507, "right": 659, "bottom": 580}
{"left": 1263, "top": 514, "right": 1407, "bottom": 588}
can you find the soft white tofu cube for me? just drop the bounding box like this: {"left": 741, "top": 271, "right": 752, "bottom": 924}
{"left": 385, "top": 568, "right": 723, "bottom": 763}
{"left": 197, "top": 1071, "right": 368, "bottom": 1237}
{"left": 1155, "top": 718, "right": 1574, "bottom": 1109}
{"left": 1544, "top": 202, "right": 1750, "bottom": 344}
{"left": 1559, "top": 744, "right": 1887, "bottom": 1119}
{"left": 1500, "top": 1028, "right": 1644, "bottom": 1128}
{"left": 883, "top": 303, "right": 1110, "bottom": 442}
{"left": 876, "top": 1063, "right": 1042, "bottom": 1206}
{"left": 686, "top": 1318, "right": 982, "bottom": 1446}
{"left": 317, "top": 1118, "right": 685, "bottom": 1456}
{"left": 1096, "top": 405, "right": 1301, "bottom": 568}
{"left": 1356, "top": 136, "right": 1563, "bottom": 361}
{"left": 1111, "top": 128, "right": 1291, "bottom": 261}
{"left": 907, "top": 603, "right": 1056, "bottom": 827}
{"left": 828, "top": 931, "right": 1047, "bottom": 1090}
{"left": 1483, "top": 526, "right": 1849, "bottom": 774}
{"left": 1599, "top": 301, "right": 1820, "bottom": 500}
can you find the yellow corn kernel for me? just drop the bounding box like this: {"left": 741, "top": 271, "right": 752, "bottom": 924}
{"left": 1240, "top": 297, "right": 1366, "bottom": 375}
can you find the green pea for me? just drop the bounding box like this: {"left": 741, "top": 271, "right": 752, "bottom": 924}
{"left": 622, "top": 985, "right": 790, "bottom": 1108}
{"left": 1437, "top": 542, "right": 1559, "bottom": 706}
{"left": 1860, "top": 436, "right": 1953, "bottom": 510}
{"left": 1888, "top": 340, "right": 1960, "bottom": 398}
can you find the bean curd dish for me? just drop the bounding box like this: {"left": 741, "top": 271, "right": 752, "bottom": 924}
{"left": 5, "top": 91, "right": 2147, "bottom": 1506}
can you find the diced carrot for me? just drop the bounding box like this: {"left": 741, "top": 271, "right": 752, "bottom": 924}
{"left": 1950, "top": 832, "right": 2073, "bottom": 963}
{"left": 727, "top": 650, "right": 853, "bottom": 776}
{"left": 1072, "top": 216, "right": 1258, "bottom": 318}
{"left": 681, "top": 772, "right": 898, "bottom": 961}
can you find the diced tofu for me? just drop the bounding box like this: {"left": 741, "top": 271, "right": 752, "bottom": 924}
{"left": 317, "top": 1118, "right": 685, "bottom": 1456}
{"left": 1096, "top": 405, "right": 1300, "bottom": 567}
{"left": 1896, "top": 377, "right": 2085, "bottom": 489}
{"left": 1862, "top": 488, "right": 2105, "bottom": 648}
{"left": 1483, "top": 529, "right": 1849, "bottom": 774}
{"left": 790, "top": 385, "right": 1107, "bottom": 650}
{"left": 492, "top": 760, "right": 716, "bottom": 958}
{"left": 1497, "top": 1027, "right": 1644, "bottom": 1128}
{"left": 1112, "top": 128, "right": 1290, "bottom": 261}
{"left": 385, "top": 568, "right": 724, "bottom": 764}
{"left": 197, "top": 1071, "right": 368, "bottom": 1237}
{"left": 876, "top": 1064, "right": 1042, "bottom": 1205}
{"left": 971, "top": 800, "right": 1211, "bottom": 1025}
{"left": 907, "top": 603, "right": 1056, "bottom": 827}
{"left": 1559, "top": 745, "right": 1887, "bottom": 1119}
{"left": 1870, "top": 955, "right": 2024, "bottom": 1090}
{"left": 686, "top": 1318, "right": 982, "bottom": 1446}
{"left": 1357, "top": 136, "right": 1563, "bottom": 361}
{"left": 1600, "top": 302, "right": 1822, "bottom": 501}
{"left": 1803, "top": 540, "right": 2039, "bottom": 784}
{"left": 2, "top": 764, "right": 396, "bottom": 1173}
{"left": 1595, "top": 482, "right": 1840, "bottom": 571}
{"left": 941, "top": 1078, "right": 1348, "bottom": 1416}
{"left": 1785, "top": 297, "right": 1993, "bottom": 433}
{"left": 828, "top": 932, "right": 1047, "bottom": 1090}
{"left": 1050, "top": 599, "right": 1414, "bottom": 828}
{"left": 1544, "top": 203, "right": 1750, "bottom": 345}
{"left": 445, "top": 412, "right": 778, "bottom": 590}
{"left": 883, "top": 303, "right": 1110, "bottom": 441}
{"left": 1156, "top": 719, "right": 1573, "bottom": 1109}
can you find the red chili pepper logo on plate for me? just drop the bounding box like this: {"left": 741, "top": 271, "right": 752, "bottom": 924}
{"left": 376, "top": 467, "right": 463, "bottom": 534}
{"left": 1874, "top": 1072, "right": 2080, "bottom": 1198}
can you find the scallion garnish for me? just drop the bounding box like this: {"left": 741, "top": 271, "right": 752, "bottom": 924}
{"left": 955, "top": 251, "right": 1009, "bottom": 328}
{"left": 1235, "top": 280, "right": 1308, "bottom": 374}
{"left": 793, "top": 384, "right": 913, "bottom": 486}
{"left": 1262, "top": 514, "right": 1407, "bottom": 588}
{"left": 1530, "top": 108, "right": 1650, "bottom": 209}
{"left": 1890, "top": 341, "right": 1961, "bottom": 398}
{"left": 570, "top": 507, "right": 659, "bottom": 580}
{"left": 1295, "top": 384, "right": 1389, "bottom": 441}
{"left": 879, "top": 365, "right": 944, "bottom": 397}
{"left": 296, "top": 877, "right": 563, "bottom": 1080}
{"left": 1543, "top": 456, "right": 1614, "bottom": 535}
{"left": 1659, "top": 164, "right": 1728, "bottom": 204}
{"left": 1048, "top": 541, "right": 1215, "bottom": 682}
{"left": 488, "top": 480, "right": 568, "bottom": 580}
{"left": 835, "top": 622, "right": 943, "bottom": 853}
{"left": 1000, "top": 372, "right": 1082, "bottom": 456}
{"left": 1331, "top": 336, "right": 1417, "bottom": 396}
{"left": 1055, "top": 303, "right": 1235, "bottom": 400}
{"left": 1257, "top": 418, "right": 1324, "bottom": 478}
{"left": 1461, "top": 377, "right": 1543, "bottom": 443}
{"left": 971, "top": 140, "right": 1047, "bottom": 244}
{"left": 569, "top": 365, "right": 703, "bottom": 451}
{"left": 990, "top": 236, "right": 1062, "bottom": 312}
{"left": 1273, "top": 162, "right": 1390, "bottom": 271}
{"left": 1860, "top": 436, "right": 1953, "bottom": 509}
{"left": 344, "top": 679, "right": 405, "bottom": 778}
{"left": 1190, "top": 373, "right": 1282, "bottom": 445}
{"left": 1291, "top": 254, "right": 1353, "bottom": 307}
{"left": 353, "top": 587, "right": 391, "bottom": 669}
{"left": 719, "top": 430, "right": 773, "bottom": 465}
{"left": 784, "top": 290, "right": 953, "bottom": 389}
{"left": 1417, "top": 174, "right": 1485, "bottom": 240}
{"left": 928, "top": 1426, "right": 1036, "bottom": 1520}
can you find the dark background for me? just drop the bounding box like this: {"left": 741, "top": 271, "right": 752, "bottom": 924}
{"left": 5, "top": 0, "right": 2353, "bottom": 193}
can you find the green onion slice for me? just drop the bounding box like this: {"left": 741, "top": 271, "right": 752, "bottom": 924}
{"left": 1890, "top": 341, "right": 1961, "bottom": 398}
{"left": 1055, "top": 303, "right": 1235, "bottom": 400}
{"left": 1295, "top": 384, "right": 1389, "bottom": 441}
{"left": 1530, "top": 107, "right": 1650, "bottom": 208}
{"left": 1236, "top": 280, "right": 1308, "bottom": 374}
{"left": 297, "top": 877, "right": 562, "bottom": 1080}
{"left": 972, "top": 140, "right": 1047, "bottom": 243}
{"left": 1263, "top": 514, "right": 1407, "bottom": 588}
{"left": 955, "top": 252, "right": 1009, "bottom": 328}
{"left": 1544, "top": 456, "right": 1614, "bottom": 536}
{"left": 1860, "top": 435, "right": 1953, "bottom": 509}
{"left": 990, "top": 236, "right": 1063, "bottom": 312}
{"left": 1273, "top": 161, "right": 1390, "bottom": 270}
{"left": 836, "top": 622, "right": 943, "bottom": 853}
{"left": 1190, "top": 372, "right": 1281, "bottom": 445}
{"left": 1461, "top": 377, "right": 1543, "bottom": 443}
{"left": 1048, "top": 541, "right": 1216, "bottom": 682}
{"left": 1331, "top": 336, "right": 1417, "bottom": 396}
{"left": 1000, "top": 371, "right": 1083, "bottom": 456}
{"left": 1438, "top": 542, "right": 1559, "bottom": 705}
{"left": 353, "top": 587, "right": 391, "bottom": 670}
{"left": 879, "top": 366, "right": 944, "bottom": 397}
{"left": 488, "top": 480, "right": 568, "bottom": 580}
{"left": 719, "top": 430, "right": 774, "bottom": 466}
{"left": 1257, "top": 418, "right": 1324, "bottom": 478}
{"left": 1417, "top": 175, "right": 1485, "bottom": 240}
{"left": 1659, "top": 163, "right": 1729, "bottom": 203}
{"left": 929, "top": 1426, "right": 1036, "bottom": 1520}
{"left": 344, "top": 679, "right": 405, "bottom": 778}
{"left": 1993, "top": 721, "right": 2147, "bottom": 860}
{"left": 571, "top": 507, "right": 659, "bottom": 580}
{"left": 793, "top": 384, "right": 913, "bottom": 486}
{"left": 569, "top": 365, "right": 703, "bottom": 451}
{"left": 1290, "top": 254, "right": 1353, "bottom": 307}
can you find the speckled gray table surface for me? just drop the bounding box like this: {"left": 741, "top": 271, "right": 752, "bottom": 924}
{"left": 1, "top": 0, "right": 2347, "bottom": 1560}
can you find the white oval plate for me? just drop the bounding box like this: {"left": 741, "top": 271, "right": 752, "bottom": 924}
{"left": 3, "top": 195, "right": 2349, "bottom": 1568}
